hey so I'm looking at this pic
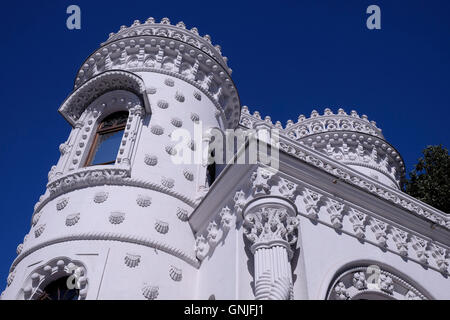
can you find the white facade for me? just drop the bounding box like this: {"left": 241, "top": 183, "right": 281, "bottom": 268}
{"left": 1, "top": 17, "right": 449, "bottom": 300}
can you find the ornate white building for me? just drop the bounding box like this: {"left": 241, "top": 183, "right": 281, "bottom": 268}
{"left": 1, "top": 17, "right": 449, "bottom": 300}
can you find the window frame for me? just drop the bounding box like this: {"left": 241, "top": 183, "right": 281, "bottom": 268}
{"left": 84, "top": 111, "right": 128, "bottom": 167}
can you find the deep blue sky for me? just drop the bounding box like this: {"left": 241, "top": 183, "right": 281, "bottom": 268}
{"left": 0, "top": 0, "right": 449, "bottom": 286}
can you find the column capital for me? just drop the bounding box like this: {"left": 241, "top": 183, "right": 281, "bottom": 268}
{"left": 243, "top": 197, "right": 299, "bottom": 258}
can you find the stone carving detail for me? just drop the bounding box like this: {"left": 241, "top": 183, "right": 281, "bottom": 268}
{"left": 274, "top": 133, "right": 449, "bottom": 229}
{"left": 194, "top": 235, "right": 210, "bottom": 260}
{"left": 34, "top": 224, "right": 46, "bottom": 238}
{"left": 251, "top": 168, "right": 274, "bottom": 196}
{"left": 430, "top": 244, "right": 449, "bottom": 274}
{"left": 190, "top": 113, "right": 200, "bottom": 123}
{"left": 391, "top": 227, "right": 409, "bottom": 257}
{"left": 94, "top": 191, "right": 109, "bottom": 203}
{"left": 334, "top": 282, "right": 350, "bottom": 300}
{"left": 161, "top": 177, "right": 175, "bottom": 189}
{"left": 233, "top": 190, "right": 247, "bottom": 216}
{"left": 16, "top": 243, "right": 23, "bottom": 255}
{"left": 155, "top": 220, "right": 169, "bottom": 234}
{"left": 109, "top": 211, "right": 125, "bottom": 225}
{"left": 136, "top": 195, "right": 152, "bottom": 207}
{"left": 164, "top": 78, "right": 175, "bottom": 87}
{"left": 220, "top": 206, "right": 235, "bottom": 229}
{"left": 378, "top": 274, "right": 394, "bottom": 294}
{"left": 175, "top": 91, "right": 185, "bottom": 102}
{"left": 144, "top": 154, "right": 158, "bottom": 166}
{"left": 183, "top": 169, "right": 194, "bottom": 181}
{"left": 243, "top": 199, "right": 299, "bottom": 300}
{"left": 65, "top": 213, "right": 81, "bottom": 227}
{"left": 169, "top": 265, "right": 182, "bottom": 281}
{"left": 171, "top": 117, "right": 183, "bottom": 127}
{"left": 124, "top": 253, "right": 141, "bottom": 268}
{"left": 206, "top": 221, "right": 222, "bottom": 246}
{"left": 56, "top": 198, "right": 69, "bottom": 211}
{"left": 193, "top": 91, "right": 202, "bottom": 101}
{"left": 370, "top": 219, "right": 388, "bottom": 247}
{"left": 157, "top": 100, "right": 169, "bottom": 109}
{"left": 150, "top": 125, "right": 164, "bottom": 135}
{"left": 277, "top": 179, "right": 298, "bottom": 201}
{"left": 165, "top": 145, "right": 177, "bottom": 156}
{"left": 328, "top": 266, "right": 428, "bottom": 300}
{"left": 352, "top": 272, "right": 367, "bottom": 290}
{"left": 142, "top": 284, "right": 159, "bottom": 300}
{"left": 348, "top": 208, "right": 367, "bottom": 239}
{"left": 243, "top": 207, "right": 299, "bottom": 247}
{"left": 6, "top": 270, "right": 16, "bottom": 287}
{"left": 301, "top": 188, "right": 322, "bottom": 220}
{"left": 325, "top": 199, "right": 345, "bottom": 229}
{"left": 176, "top": 207, "right": 189, "bottom": 221}
{"left": 411, "top": 236, "right": 429, "bottom": 265}
{"left": 32, "top": 211, "right": 42, "bottom": 227}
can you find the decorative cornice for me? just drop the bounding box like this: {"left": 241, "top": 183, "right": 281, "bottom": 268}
{"left": 193, "top": 167, "right": 449, "bottom": 274}
{"left": 101, "top": 17, "right": 229, "bottom": 72}
{"left": 72, "top": 35, "right": 240, "bottom": 129}
{"left": 276, "top": 137, "right": 449, "bottom": 230}
{"left": 240, "top": 106, "right": 406, "bottom": 187}
{"left": 10, "top": 231, "right": 199, "bottom": 273}
{"left": 32, "top": 166, "right": 197, "bottom": 224}
{"left": 59, "top": 70, "right": 147, "bottom": 126}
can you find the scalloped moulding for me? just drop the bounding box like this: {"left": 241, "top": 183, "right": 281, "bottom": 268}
{"left": 144, "top": 154, "right": 158, "bottom": 166}
{"left": 16, "top": 243, "right": 23, "bottom": 255}
{"left": 32, "top": 211, "right": 42, "bottom": 226}
{"left": 142, "top": 285, "right": 159, "bottom": 300}
{"left": 165, "top": 145, "right": 177, "bottom": 156}
{"left": 124, "top": 253, "right": 141, "bottom": 268}
{"left": 155, "top": 220, "right": 169, "bottom": 234}
{"left": 161, "top": 177, "right": 175, "bottom": 189}
{"left": 56, "top": 197, "right": 69, "bottom": 211}
{"left": 169, "top": 265, "right": 182, "bottom": 281}
{"left": 34, "top": 224, "right": 46, "bottom": 238}
{"left": 65, "top": 213, "right": 81, "bottom": 227}
{"left": 176, "top": 207, "right": 189, "bottom": 221}
{"left": 183, "top": 169, "right": 194, "bottom": 181}
{"left": 193, "top": 91, "right": 202, "bottom": 101}
{"left": 150, "top": 125, "right": 164, "bottom": 135}
{"left": 94, "top": 191, "right": 109, "bottom": 203}
{"left": 190, "top": 113, "right": 200, "bottom": 123}
{"left": 171, "top": 117, "right": 183, "bottom": 128}
{"left": 187, "top": 139, "right": 196, "bottom": 151}
{"left": 7, "top": 270, "right": 15, "bottom": 287}
{"left": 157, "top": 100, "right": 169, "bottom": 109}
{"left": 164, "top": 78, "right": 174, "bottom": 87}
{"left": 175, "top": 91, "right": 185, "bottom": 102}
{"left": 147, "top": 86, "right": 157, "bottom": 94}
{"left": 109, "top": 211, "right": 125, "bottom": 225}
{"left": 136, "top": 195, "right": 152, "bottom": 207}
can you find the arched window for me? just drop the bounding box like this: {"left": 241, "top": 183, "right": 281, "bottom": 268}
{"left": 85, "top": 111, "right": 128, "bottom": 166}
{"left": 38, "top": 276, "right": 80, "bottom": 300}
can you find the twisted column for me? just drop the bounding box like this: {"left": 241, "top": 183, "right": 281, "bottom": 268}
{"left": 243, "top": 197, "right": 299, "bottom": 300}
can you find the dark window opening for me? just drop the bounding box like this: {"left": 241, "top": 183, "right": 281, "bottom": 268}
{"left": 38, "top": 276, "right": 80, "bottom": 300}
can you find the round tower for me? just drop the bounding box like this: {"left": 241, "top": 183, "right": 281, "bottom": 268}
{"left": 2, "top": 17, "right": 240, "bottom": 300}
{"left": 284, "top": 108, "right": 405, "bottom": 189}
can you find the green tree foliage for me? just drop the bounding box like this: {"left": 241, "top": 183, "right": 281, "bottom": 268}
{"left": 404, "top": 145, "right": 450, "bottom": 213}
